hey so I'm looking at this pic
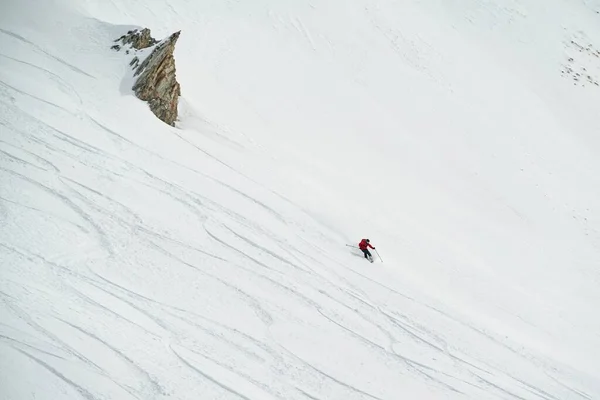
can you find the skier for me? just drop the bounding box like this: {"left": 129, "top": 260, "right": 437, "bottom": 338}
{"left": 358, "top": 238, "right": 375, "bottom": 262}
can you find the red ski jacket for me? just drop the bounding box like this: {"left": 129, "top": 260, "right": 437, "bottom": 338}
{"left": 359, "top": 239, "right": 374, "bottom": 250}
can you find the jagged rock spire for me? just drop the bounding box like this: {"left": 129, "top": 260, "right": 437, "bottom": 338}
{"left": 114, "top": 29, "right": 181, "bottom": 126}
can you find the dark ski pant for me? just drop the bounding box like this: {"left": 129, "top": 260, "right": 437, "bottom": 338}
{"left": 361, "top": 249, "right": 372, "bottom": 260}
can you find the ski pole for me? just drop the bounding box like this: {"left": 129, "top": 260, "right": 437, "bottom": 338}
{"left": 345, "top": 244, "right": 359, "bottom": 248}
{"left": 375, "top": 249, "right": 383, "bottom": 262}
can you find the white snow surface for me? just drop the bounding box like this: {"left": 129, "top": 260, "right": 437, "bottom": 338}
{"left": 2, "top": 0, "right": 600, "bottom": 398}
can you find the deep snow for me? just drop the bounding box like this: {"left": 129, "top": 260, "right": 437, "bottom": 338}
{"left": 1, "top": 0, "right": 600, "bottom": 399}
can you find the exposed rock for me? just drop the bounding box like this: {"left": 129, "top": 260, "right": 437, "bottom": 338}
{"left": 115, "top": 28, "right": 157, "bottom": 50}
{"left": 113, "top": 29, "right": 181, "bottom": 126}
{"left": 132, "top": 31, "right": 181, "bottom": 126}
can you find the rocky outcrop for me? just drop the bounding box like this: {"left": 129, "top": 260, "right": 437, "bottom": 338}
{"left": 114, "top": 28, "right": 157, "bottom": 50}
{"left": 131, "top": 31, "right": 181, "bottom": 126}
{"left": 112, "top": 29, "right": 181, "bottom": 126}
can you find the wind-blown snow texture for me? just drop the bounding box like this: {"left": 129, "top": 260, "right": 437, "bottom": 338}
{"left": 2, "top": 0, "right": 600, "bottom": 399}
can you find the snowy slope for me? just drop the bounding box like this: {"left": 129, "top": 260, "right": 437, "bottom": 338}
{"left": 2, "top": 0, "right": 600, "bottom": 399}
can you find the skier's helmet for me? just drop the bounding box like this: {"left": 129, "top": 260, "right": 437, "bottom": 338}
{"left": 366, "top": 239, "right": 370, "bottom": 242}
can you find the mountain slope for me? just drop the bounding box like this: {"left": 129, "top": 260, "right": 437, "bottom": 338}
{"left": 1, "top": 0, "right": 600, "bottom": 399}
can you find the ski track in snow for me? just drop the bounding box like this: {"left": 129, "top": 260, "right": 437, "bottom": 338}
{"left": 0, "top": 95, "right": 591, "bottom": 398}
{"left": 1, "top": 0, "right": 600, "bottom": 399}
{"left": 0, "top": 80, "right": 593, "bottom": 397}
{"left": 0, "top": 28, "right": 95, "bottom": 78}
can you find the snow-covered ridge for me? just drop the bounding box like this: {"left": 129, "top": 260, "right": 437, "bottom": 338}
{"left": 1, "top": 0, "right": 599, "bottom": 399}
